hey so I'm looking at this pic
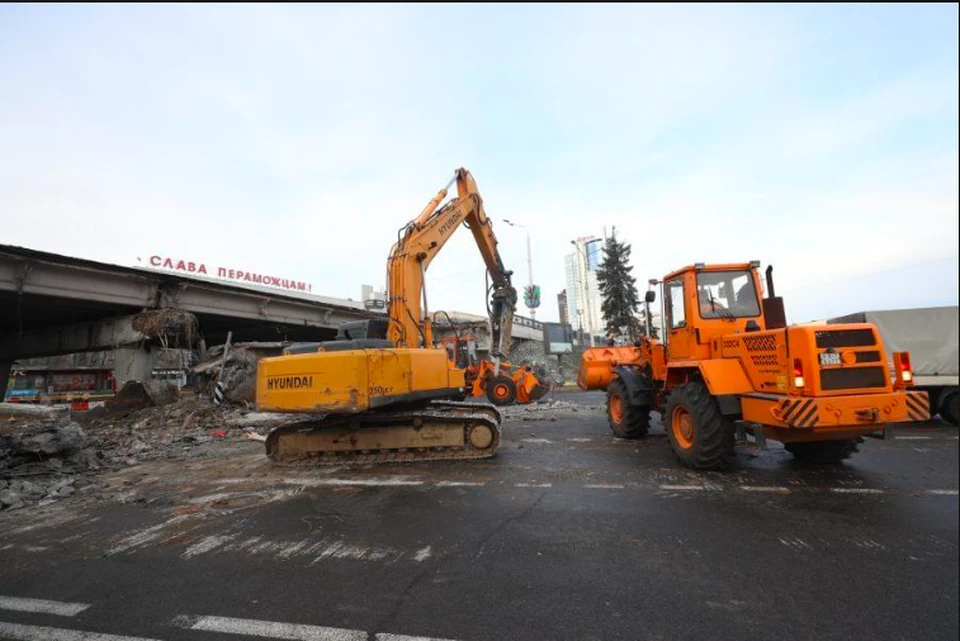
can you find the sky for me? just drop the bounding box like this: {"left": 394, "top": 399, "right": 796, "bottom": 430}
{"left": 1, "top": 4, "right": 957, "bottom": 324}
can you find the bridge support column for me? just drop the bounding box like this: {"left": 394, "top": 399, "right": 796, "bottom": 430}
{"left": 0, "top": 361, "right": 11, "bottom": 401}
{"left": 114, "top": 346, "right": 157, "bottom": 387}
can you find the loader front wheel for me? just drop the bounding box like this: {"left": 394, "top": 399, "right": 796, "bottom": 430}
{"left": 785, "top": 439, "right": 859, "bottom": 464}
{"left": 486, "top": 375, "right": 517, "bottom": 406}
{"left": 664, "top": 382, "right": 734, "bottom": 469}
{"left": 607, "top": 379, "right": 650, "bottom": 439}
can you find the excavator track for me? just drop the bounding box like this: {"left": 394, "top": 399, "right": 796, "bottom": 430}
{"left": 264, "top": 400, "right": 502, "bottom": 465}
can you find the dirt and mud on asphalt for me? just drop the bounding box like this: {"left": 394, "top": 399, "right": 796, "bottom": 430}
{"left": 1, "top": 388, "right": 957, "bottom": 641}
{"left": 0, "top": 393, "right": 592, "bottom": 513}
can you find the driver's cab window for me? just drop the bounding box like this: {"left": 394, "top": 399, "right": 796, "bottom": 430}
{"left": 464, "top": 340, "right": 478, "bottom": 368}
{"left": 666, "top": 279, "right": 685, "bottom": 329}
{"left": 443, "top": 342, "right": 456, "bottom": 363}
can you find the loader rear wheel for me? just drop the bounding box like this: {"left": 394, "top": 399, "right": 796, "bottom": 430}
{"left": 607, "top": 379, "right": 650, "bottom": 439}
{"left": 664, "top": 382, "right": 734, "bottom": 469}
{"left": 486, "top": 375, "right": 517, "bottom": 406}
{"left": 784, "top": 439, "right": 859, "bottom": 464}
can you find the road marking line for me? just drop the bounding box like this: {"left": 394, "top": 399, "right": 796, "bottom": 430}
{"left": 829, "top": 488, "right": 884, "bottom": 494}
{"left": 514, "top": 483, "right": 552, "bottom": 488}
{"left": 741, "top": 486, "right": 791, "bottom": 494}
{"left": 659, "top": 485, "right": 707, "bottom": 491}
{"left": 896, "top": 436, "right": 932, "bottom": 440}
{"left": 413, "top": 546, "right": 432, "bottom": 562}
{"left": 0, "top": 596, "right": 89, "bottom": 617}
{"left": 376, "top": 634, "right": 461, "bottom": 641}
{"left": 924, "top": 489, "right": 959, "bottom": 495}
{"left": 173, "top": 615, "right": 366, "bottom": 640}
{"left": 778, "top": 536, "right": 812, "bottom": 550}
{"left": 584, "top": 484, "right": 625, "bottom": 489}
{"left": 106, "top": 515, "right": 192, "bottom": 555}
{"left": 0, "top": 621, "right": 160, "bottom": 641}
{"left": 435, "top": 481, "right": 486, "bottom": 487}
{"left": 283, "top": 478, "right": 424, "bottom": 487}
{"left": 521, "top": 438, "right": 553, "bottom": 444}
{"left": 847, "top": 537, "right": 885, "bottom": 550}
{"left": 181, "top": 534, "right": 236, "bottom": 559}
{"left": 307, "top": 541, "right": 397, "bottom": 565}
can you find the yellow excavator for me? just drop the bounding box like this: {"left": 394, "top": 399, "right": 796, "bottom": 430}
{"left": 255, "top": 168, "right": 517, "bottom": 463}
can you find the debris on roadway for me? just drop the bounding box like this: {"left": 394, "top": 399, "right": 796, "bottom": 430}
{"left": 0, "top": 394, "right": 293, "bottom": 512}
{"left": 499, "top": 398, "right": 603, "bottom": 421}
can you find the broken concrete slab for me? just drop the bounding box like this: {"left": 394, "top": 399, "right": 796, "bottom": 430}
{"left": 2, "top": 421, "right": 89, "bottom": 457}
{"left": 0, "top": 402, "right": 68, "bottom": 417}
{"left": 0, "top": 488, "right": 20, "bottom": 507}
{"left": 106, "top": 380, "right": 179, "bottom": 411}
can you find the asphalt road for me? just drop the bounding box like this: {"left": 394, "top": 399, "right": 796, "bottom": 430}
{"left": 1, "top": 391, "right": 957, "bottom": 641}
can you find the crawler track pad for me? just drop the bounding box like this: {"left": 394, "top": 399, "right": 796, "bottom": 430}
{"left": 265, "top": 401, "right": 502, "bottom": 464}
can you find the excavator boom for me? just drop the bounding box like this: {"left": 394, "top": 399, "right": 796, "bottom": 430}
{"left": 388, "top": 168, "right": 516, "bottom": 356}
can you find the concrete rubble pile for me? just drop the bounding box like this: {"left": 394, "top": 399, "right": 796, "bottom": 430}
{"left": 508, "top": 340, "right": 582, "bottom": 385}
{"left": 107, "top": 380, "right": 180, "bottom": 411}
{"left": 500, "top": 399, "right": 604, "bottom": 422}
{"left": 1, "top": 422, "right": 91, "bottom": 510}
{"left": 1, "top": 389, "right": 292, "bottom": 512}
{"left": 192, "top": 342, "right": 289, "bottom": 404}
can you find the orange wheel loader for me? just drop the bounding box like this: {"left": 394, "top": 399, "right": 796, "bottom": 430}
{"left": 578, "top": 261, "right": 930, "bottom": 469}
{"left": 441, "top": 335, "right": 549, "bottom": 406}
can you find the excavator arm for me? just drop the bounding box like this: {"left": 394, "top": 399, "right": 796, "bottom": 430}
{"left": 387, "top": 168, "right": 517, "bottom": 357}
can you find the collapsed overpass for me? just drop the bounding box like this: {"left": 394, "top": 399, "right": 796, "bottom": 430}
{"left": 0, "top": 244, "right": 374, "bottom": 397}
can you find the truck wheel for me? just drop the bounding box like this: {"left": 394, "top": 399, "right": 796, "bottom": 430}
{"left": 607, "top": 379, "right": 650, "bottom": 439}
{"left": 486, "top": 375, "right": 517, "bottom": 406}
{"left": 663, "top": 382, "right": 734, "bottom": 469}
{"left": 784, "top": 439, "right": 859, "bottom": 464}
{"left": 924, "top": 388, "right": 941, "bottom": 416}
{"left": 939, "top": 388, "right": 959, "bottom": 426}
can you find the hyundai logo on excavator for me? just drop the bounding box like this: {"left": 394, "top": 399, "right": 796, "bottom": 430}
{"left": 265, "top": 376, "right": 313, "bottom": 391}
{"left": 437, "top": 212, "right": 463, "bottom": 236}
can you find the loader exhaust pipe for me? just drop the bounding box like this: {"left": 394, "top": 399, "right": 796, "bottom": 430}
{"left": 762, "top": 264, "right": 787, "bottom": 330}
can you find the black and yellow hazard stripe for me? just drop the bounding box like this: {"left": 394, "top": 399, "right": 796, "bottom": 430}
{"left": 905, "top": 391, "right": 930, "bottom": 422}
{"left": 780, "top": 398, "right": 820, "bottom": 428}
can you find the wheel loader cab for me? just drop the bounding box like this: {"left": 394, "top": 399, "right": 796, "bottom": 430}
{"left": 440, "top": 336, "right": 479, "bottom": 371}
{"left": 663, "top": 263, "right": 767, "bottom": 364}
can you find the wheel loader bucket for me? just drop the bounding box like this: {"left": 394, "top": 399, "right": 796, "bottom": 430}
{"left": 577, "top": 346, "right": 641, "bottom": 391}
{"left": 528, "top": 382, "right": 549, "bottom": 402}
{"left": 514, "top": 368, "right": 549, "bottom": 404}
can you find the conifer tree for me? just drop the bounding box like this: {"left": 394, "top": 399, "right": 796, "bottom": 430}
{"left": 595, "top": 227, "right": 642, "bottom": 341}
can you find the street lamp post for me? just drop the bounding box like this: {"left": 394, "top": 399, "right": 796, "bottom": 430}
{"left": 503, "top": 219, "right": 535, "bottom": 319}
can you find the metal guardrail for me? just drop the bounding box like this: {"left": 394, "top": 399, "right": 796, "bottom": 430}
{"left": 513, "top": 314, "right": 543, "bottom": 330}
{"left": 513, "top": 315, "right": 604, "bottom": 345}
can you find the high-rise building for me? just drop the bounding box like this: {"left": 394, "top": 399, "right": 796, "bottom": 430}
{"left": 565, "top": 236, "right": 605, "bottom": 336}
{"left": 557, "top": 289, "right": 569, "bottom": 325}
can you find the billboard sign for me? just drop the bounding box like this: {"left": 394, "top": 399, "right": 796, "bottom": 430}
{"left": 542, "top": 322, "right": 574, "bottom": 354}
{"left": 137, "top": 255, "right": 313, "bottom": 293}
